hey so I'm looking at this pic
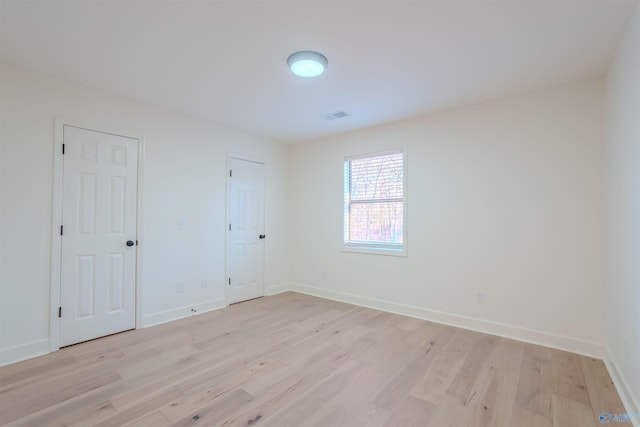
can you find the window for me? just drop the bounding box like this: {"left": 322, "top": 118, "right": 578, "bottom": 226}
{"left": 344, "top": 149, "right": 406, "bottom": 255}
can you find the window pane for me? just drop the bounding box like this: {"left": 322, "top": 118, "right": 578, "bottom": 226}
{"left": 350, "top": 153, "right": 403, "bottom": 201}
{"left": 345, "top": 150, "right": 405, "bottom": 250}
{"left": 349, "top": 202, "right": 403, "bottom": 244}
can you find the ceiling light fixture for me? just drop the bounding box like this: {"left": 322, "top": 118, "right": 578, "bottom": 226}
{"left": 287, "top": 50, "right": 328, "bottom": 77}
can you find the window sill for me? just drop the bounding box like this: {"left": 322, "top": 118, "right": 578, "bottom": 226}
{"left": 341, "top": 245, "right": 407, "bottom": 257}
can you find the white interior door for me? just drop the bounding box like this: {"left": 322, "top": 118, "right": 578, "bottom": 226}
{"left": 59, "top": 125, "right": 138, "bottom": 347}
{"left": 228, "top": 157, "right": 265, "bottom": 304}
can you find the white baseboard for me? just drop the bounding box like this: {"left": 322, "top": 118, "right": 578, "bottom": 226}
{"left": 265, "top": 283, "right": 294, "bottom": 296}
{"left": 605, "top": 349, "right": 640, "bottom": 427}
{"left": 0, "top": 338, "right": 50, "bottom": 367}
{"left": 284, "top": 285, "right": 640, "bottom": 422}
{"left": 0, "top": 298, "right": 229, "bottom": 367}
{"left": 287, "top": 283, "right": 607, "bottom": 359}
{"left": 1, "top": 286, "right": 635, "bottom": 425}
{"left": 142, "top": 297, "right": 227, "bottom": 328}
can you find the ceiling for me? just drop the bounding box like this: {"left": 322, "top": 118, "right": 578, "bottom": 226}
{"left": 1, "top": 0, "right": 638, "bottom": 143}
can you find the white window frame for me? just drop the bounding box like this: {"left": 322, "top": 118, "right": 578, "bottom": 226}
{"left": 342, "top": 148, "right": 407, "bottom": 257}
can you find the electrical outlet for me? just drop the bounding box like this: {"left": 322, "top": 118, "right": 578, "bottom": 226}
{"left": 201, "top": 279, "right": 207, "bottom": 288}
{"left": 177, "top": 282, "right": 185, "bottom": 294}
{"left": 475, "top": 290, "right": 485, "bottom": 303}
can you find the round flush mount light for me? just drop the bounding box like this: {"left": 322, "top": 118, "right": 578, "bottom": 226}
{"left": 287, "top": 50, "right": 328, "bottom": 77}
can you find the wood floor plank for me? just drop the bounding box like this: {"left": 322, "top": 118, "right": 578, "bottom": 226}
{"left": 106, "top": 348, "right": 240, "bottom": 411}
{"left": 159, "top": 358, "right": 278, "bottom": 423}
{"left": 549, "top": 349, "right": 591, "bottom": 405}
{"left": 373, "top": 323, "right": 456, "bottom": 411}
{"left": 0, "top": 369, "right": 121, "bottom": 424}
{"left": 510, "top": 407, "right": 553, "bottom": 427}
{"left": 580, "top": 356, "right": 627, "bottom": 422}
{"left": 340, "top": 402, "right": 392, "bottom": 427}
{"left": 302, "top": 380, "right": 388, "bottom": 427}
{"left": 383, "top": 394, "right": 438, "bottom": 427}
{"left": 515, "top": 348, "right": 554, "bottom": 417}
{"left": 93, "top": 387, "right": 183, "bottom": 427}
{"left": 0, "top": 356, "right": 77, "bottom": 393}
{"left": 123, "top": 411, "right": 171, "bottom": 427}
{"left": 219, "top": 344, "right": 358, "bottom": 426}
{"left": 169, "top": 388, "right": 254, "bottom": 427}
{"left": 484, "top": 339, "right": 524, "bottom": 373}
{"left": 410, "top": 329, "right": 468, "bottom": 405}
{"left": 0, "top": 292, "right": 628, "bottom": 427}
{"left": 423, "top": 393, "right": 469, "bottom": 426}
{"left": 4, "top": 388, "right": 118, "bottom": 427}
{"left": 551, "top": 393, "right": 599, "bottom": 427}
{"left": 481, "top": 368, "right": 520, "bottom": 427}
{"left": 249, "top": 360, "right": 359, "bottom": 427}
{"left": 447, "top": 334, "right": 499, "bottom": 403}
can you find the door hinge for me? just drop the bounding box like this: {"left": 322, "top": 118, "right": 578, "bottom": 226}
{"left": 60, "top": 225, "right": 63, "bottom": 236}
{"left": 58, "top": 307, "right": 62, "bottom": 318}
{"left": 229, "top": 170, "right": 232, "bottom": 177}
{"left": 228, "top": 277, "right": 231, "bottom": 285}
{"left": 229, "top": 224, "right": 231, "bottom": 231}
{"left": 62, "top": 144, "right": 65, "bottom": 155}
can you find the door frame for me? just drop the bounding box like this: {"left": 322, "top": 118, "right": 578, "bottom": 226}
{"left": 225, "top": 152, "right": 266, "bottom": 305}
{"left": 49, "top": 117, "right": 145, "bottom": 351}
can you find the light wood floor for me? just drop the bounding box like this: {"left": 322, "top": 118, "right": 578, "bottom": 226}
{"left": 0, "top": 292, "right": 627, "bottom": 427}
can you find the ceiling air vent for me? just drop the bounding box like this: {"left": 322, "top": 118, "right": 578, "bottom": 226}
{"left": 321, "top": 110, "right": 349, "bottom": 120}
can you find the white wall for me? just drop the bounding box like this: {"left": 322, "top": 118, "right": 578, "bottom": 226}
{"left": 0, "top": 39, "right": 635, "bottom": 415}
{"left": 605, "top": 4, "right": 640, "bottom": 415}
{"left": 0, "top": 64, "right": 290, "bottom": 364}
{"left": 289, "top": 79, "right": 607, "bottom": 356}
{"left": 0, "top": 60, "right": 618, "bottom": 371}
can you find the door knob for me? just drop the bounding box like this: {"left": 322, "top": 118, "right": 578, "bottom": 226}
{"left": 259, "top": 234, "right": 266, "bottom": 239}
{"left": 126, "top": 240, "right": 135, "bottom": 247}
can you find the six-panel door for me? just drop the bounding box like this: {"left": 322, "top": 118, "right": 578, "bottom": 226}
{"left": 228, "top": 158, "right": 265, "bottom": 304}
{"left": 60, "top": 126, "right": 138, "bottom": 347}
